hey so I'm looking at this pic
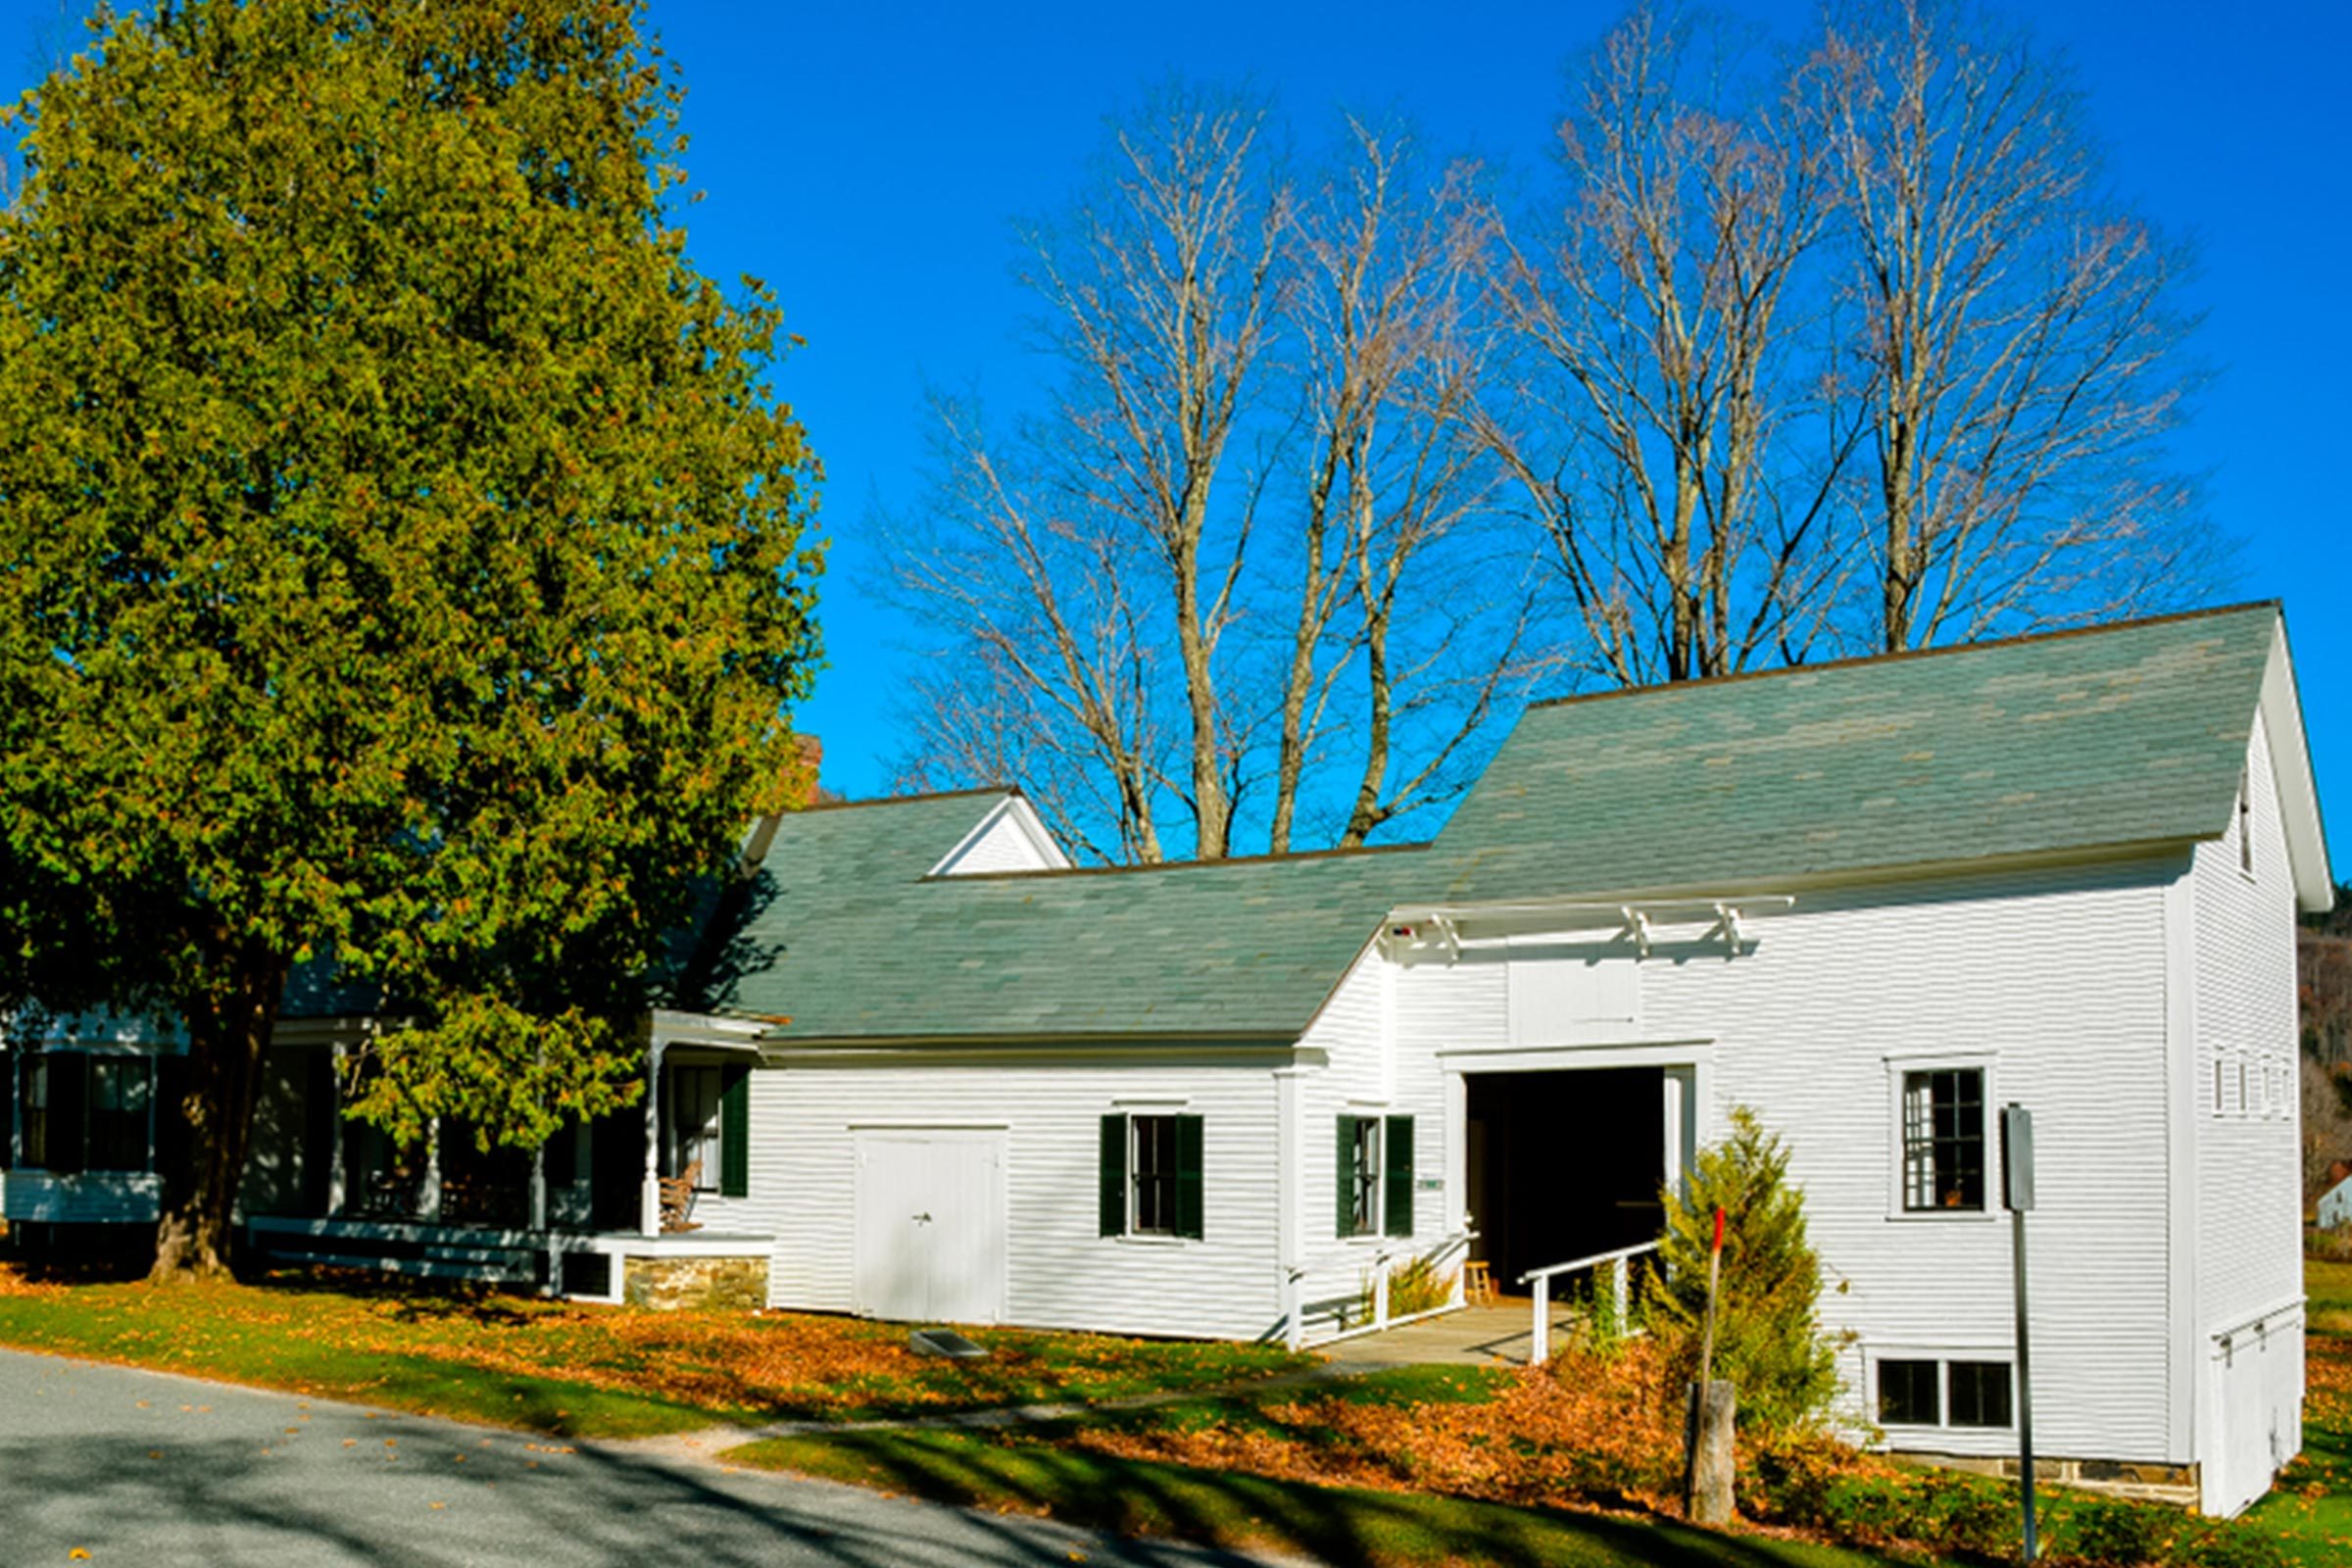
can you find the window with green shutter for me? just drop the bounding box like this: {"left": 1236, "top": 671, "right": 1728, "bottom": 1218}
{"left": 1100, "top": 1110, "right": 1203, "bottom": 1241}
{"left": 1337, "top": 1112, "right": 1416, "bottom": 1238}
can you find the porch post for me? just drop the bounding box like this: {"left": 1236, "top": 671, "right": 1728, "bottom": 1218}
{"left": 326, "top": 1044, "right": 347, "bottom": 1218}
{"left": 640, "top": 1039, "right": 664, "bottom": 1238}
{"left": 1531, "top": 1274, "right": 1550, "bottom": 1365}
{"left": 419, "top": 1118, "right": 442, "bottom": 1223}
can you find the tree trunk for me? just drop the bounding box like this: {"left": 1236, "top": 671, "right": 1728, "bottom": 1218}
{"left": 150, "top": 950, "right": 286, "bottom": 1281}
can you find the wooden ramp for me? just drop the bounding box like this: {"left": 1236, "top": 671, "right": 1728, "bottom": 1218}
{"left": 1321, "top": 1298, "right": 1575, "bottom": 1370}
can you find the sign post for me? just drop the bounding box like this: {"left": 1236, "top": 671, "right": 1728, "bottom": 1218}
{"left": 2002, "top": 1103, "right": 2037, "bottom": 1564}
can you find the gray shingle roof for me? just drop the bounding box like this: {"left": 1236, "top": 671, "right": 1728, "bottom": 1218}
{"left": 699, "top": 605, "right": 2283, "bottom": 1045}
{"left": 693, "top": 790, "right": 1430, "bottom": 1042}
{"left": 1429, "top": 602, "right": 2280, "bottom": 903}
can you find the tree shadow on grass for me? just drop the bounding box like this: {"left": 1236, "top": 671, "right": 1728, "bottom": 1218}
{"left": 776, "top": 1431, "right": 1878, "bottom": 1568}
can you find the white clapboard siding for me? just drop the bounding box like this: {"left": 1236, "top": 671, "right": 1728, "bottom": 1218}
{"left": 1395, "top": 858, "right": 2179, "bottom": 1464}
{"left": 1292, "top": 950, "right": 1453, "bottom": 1338}
{"left": 2189, "top": 710, "right": 2306, "bottom": 1510}
{"left": 745, "top": 1054, "right": 1284, "bottom": 1340}
{"left": 2194, "top": 709, "right": 2303, "bottom": 1328}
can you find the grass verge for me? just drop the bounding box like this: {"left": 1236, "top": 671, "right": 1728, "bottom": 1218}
{"left": 723, "top": 1427, "right": 1908, "bottom": 1568}
{"left": 0, "top": 1263, "right": 1305, "bottom": 1439}
{"left": 2243, "top": 1257, "right": 2352, "bottom": 1566}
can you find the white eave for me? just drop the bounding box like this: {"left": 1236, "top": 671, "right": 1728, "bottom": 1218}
{"left": 1379, "top": 894, "right": 1796, "bottom": 959}
{"left": 2261, "top": 614, "right": 2333, "bottom": 913}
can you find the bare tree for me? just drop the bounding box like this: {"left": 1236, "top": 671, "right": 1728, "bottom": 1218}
{"left": 1486, "top": 4, "right": 1860, "bottom": 687}
{"left": 884, "top": 88, "right": 1544, "bottom": 861}
{"left": 1268, "top": 120, "right": 1534, "bottom": 851}
{"left": 886, "top": 395, "right": 1171, "bottom": 863}
{"left": 1804, "top": 0, "right": 2208, "bottom": 652}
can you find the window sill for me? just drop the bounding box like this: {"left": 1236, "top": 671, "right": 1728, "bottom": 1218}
{"left": 1884, "top": 1207, "right": 2001, "bottom": 1223}
{"left": 1112, "top": 1233, "right": 1196, "bottom": 1249}
{"left": 1879, "top": 1421, "right": 2014, "bottom": 1440}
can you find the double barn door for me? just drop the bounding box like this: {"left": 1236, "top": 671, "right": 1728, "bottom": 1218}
{"left": 852, "top": 1129, "right": 1007, "bottom": 1325}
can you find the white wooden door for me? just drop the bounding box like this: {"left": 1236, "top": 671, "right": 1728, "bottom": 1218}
{"left": 853, "top": 1131, "right": 1006, "bottom": 1325}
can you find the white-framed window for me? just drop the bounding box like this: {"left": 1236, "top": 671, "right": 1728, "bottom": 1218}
{"left": 2238, "top": 766, "right": 2255, "bottom": 878}
{"left": 1343, "top": 1115, "right": 1382, "bottom": 1237}
{"left": 1099, "top": 1109, "right": 1201, "bottom": 1240}
{"left": 1130, "top": 1113, "right": 1183, "bottom": 1236}
{"left": 86, "top": 1055, "right": 153, "bottom": 1173}
{"left": 1336, "top": 1112, "right": 1416, "bottom": 1239}
{"left": 665, "top": 1063, "right": 723, "bottom": 1193}
{"left": 1876, "top": 1354, "right": 2015, "bottom": 1432}
{"left": 1897, "top": 1065, "right": 1988, "bottom": 1213}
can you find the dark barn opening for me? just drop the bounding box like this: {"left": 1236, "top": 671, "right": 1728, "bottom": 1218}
{"left": 1465, "top": 1066, "right": 1667, "bottom": 1293}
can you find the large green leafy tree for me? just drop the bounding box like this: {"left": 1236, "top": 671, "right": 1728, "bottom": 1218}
{"left": 0, "top": 0, "right": 821, "bottom": 1278}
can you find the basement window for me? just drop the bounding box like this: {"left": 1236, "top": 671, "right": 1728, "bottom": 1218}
{"left": 1880, "top": 1356, "right": 2014, "bottom": 1432}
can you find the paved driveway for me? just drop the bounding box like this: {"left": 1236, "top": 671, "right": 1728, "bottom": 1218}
{"left": 0, "top": 1348, "right": 1287, "bottom": 1567}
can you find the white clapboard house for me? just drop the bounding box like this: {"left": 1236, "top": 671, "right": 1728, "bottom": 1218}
{"left": 1, "top": 602, "right": 2328, "bottom": 1515}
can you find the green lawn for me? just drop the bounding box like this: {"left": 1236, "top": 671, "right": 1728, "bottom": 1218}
{"left": 2243, "top": 1258, "right": 2352, "bottom": 1566}
{"left": 0, "top": 1265, "right": 1304, "bottom": 1439}
{"left": 725, "top": 1427, "right": 1907, "bottom": 1568}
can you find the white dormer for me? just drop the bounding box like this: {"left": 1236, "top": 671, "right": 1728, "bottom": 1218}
{"left": 929, "top": 794, "right": 1072, "bottom": 877}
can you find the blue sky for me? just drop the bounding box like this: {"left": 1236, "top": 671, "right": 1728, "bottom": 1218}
{"left": 7, "top": 1, "right": 2348, "bottom": 869}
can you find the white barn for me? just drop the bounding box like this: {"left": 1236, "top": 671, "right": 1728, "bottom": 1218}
{"left": 2, "top": 602, "right": 2328, "bottom": 1517}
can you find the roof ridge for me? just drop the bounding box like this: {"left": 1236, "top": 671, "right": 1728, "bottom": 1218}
{"left": 788, "top": 784, "right": 1018, "bottom": 815}
{"left": 1520, "top": 600, "right": 2280, "bottom": 715}
{"left": 928, "top": 839, "right": 1434, "bottom": 883}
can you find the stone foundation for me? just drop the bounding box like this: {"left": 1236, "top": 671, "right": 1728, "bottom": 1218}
{"left": 1904, "top": 1449, "right": 2200, "bottom": 1507}
{"left": 620, "top": 1253, "right": 769, "bottom": 1313}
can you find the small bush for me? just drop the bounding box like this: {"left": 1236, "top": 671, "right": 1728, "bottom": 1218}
{"left": 1645, "top": 1105, "right": 1841, "bottom": 1433}
{"left": 2066, "top": 1497, "right": 2171, "bottom": 1564}
{"left": 1386, "top": 1256, "right": 1454, "bottom": 1318}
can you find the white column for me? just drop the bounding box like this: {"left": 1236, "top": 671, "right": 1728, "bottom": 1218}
{"left": 1275, "top": 1063, "right": 1304, "bottom": 1350}
{"left": 640, "top": 1040, "right": 664, "bottom": 1237}
{"left": 419, "top": 1119, "right": 442, "bottom": 1223}
{"left": 326, "top": 1045, "right": 347, "bottom": 1218}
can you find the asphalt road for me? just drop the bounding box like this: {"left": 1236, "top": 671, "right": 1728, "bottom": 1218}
{"left": 0, "top": 1348, "right": 1291, "bottom": 1568}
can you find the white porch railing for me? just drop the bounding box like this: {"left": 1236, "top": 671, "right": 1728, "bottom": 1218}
{"left": 1520, "top": 1240, "right": 1659, "bottom": 1365}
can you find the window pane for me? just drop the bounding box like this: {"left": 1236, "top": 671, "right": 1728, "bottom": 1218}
{"left": 1880, "top": 1358, "right": 1940, "bottom": 1426}
{"left": 1131, "top": 1114, "right": 1178, "bottom": 1236}
{"left": 1902, "top": 1069, "right": 1985, "bottom": 1211}
{"left": 1949, "top": 1361, "right": 2013, "bottom": 1428}
{"left": 667, "top": 1066, "right": 723, "bottom": 1190}
{"left": 1348, "top": 1117, "right": 1380, "bottom": 1237}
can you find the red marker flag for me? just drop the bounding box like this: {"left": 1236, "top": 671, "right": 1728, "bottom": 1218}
{"left": 1711, "top": 1205, "right": 1726, "bottom": 1255}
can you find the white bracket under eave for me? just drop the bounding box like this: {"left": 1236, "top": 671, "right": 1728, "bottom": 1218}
{"left": 1379, "top": 914, "right": 1460, "bottom": 961}
{"left": 1621, "top": 906, "right": 1653, "bottom": 956}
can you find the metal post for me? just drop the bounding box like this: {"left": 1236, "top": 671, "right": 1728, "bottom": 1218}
{"left": 2002, "top": 1102, "right": 2038, "bottom": 1565}
{"left": 2014, "top": 1202, "right": 2036, "bottom": 1562}
{"left": 1531, "top": 1274, "right": 1550, "bottom": 1365}
{"left": 1374, "top": 1255, "right": 1392, "bottom": 1331}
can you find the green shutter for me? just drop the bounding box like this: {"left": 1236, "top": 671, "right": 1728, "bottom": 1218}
{"left": 0, "top": 1050, "right": 12, "bottom": 1170}
{"left": 1384, "top": 1115, "right": 1415, "bottom": 1238}
{"left": 1337, "top": 1113, "right": 1358, "bottom": 1236}
{"left": 1175, "top": 1113, "right": 1204, "bottom": 1241}
{"left": 719, "top": 1066, "right": 751, "bottom": 1198}
{"left": 1100, "top": 1114, "right": 1127, "bottom": 1237}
